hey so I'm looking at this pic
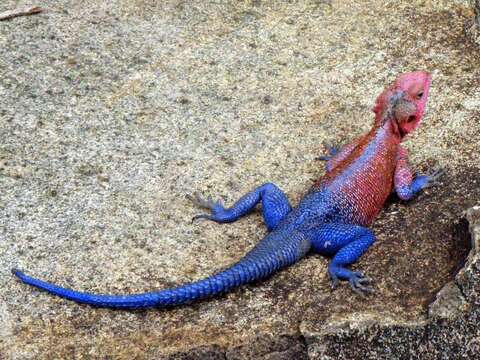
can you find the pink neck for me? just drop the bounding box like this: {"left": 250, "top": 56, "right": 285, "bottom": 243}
{"left": 375, "top": 119, "right": 402, "bottom": 145}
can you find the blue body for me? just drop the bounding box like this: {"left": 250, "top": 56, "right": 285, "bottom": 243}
{"left": 14, "top": 126, "right": 435, "bottom": 308}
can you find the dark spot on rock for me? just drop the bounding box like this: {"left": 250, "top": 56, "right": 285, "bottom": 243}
{"left": 97, "top": 174, "right": 110, "bottom": 182}
{"left": 77, "top": 163, "right": 101, "bottom": 176}
{"left": 262, "top": 95, "right": 272, "bottom": 104}
{"left": 449, "top": 217, "right": 472, "bottom": 278}
{"left": 66, "top": 58, "right": 77, "bottom": 66}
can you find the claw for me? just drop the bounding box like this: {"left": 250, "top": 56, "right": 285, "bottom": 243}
{"left": 348, "top": 273, "right": 374, "bottom": 296}
{"left": 329, "top": 273, "right": 340, "bottom": 289}
{"left": 188, "top": 192, "right": 227, "bottom": 224}
{"left": 316, "top": 155, "right": 331, "bottom": 161}
{"left": 431, "top": 167, "right": 441, "bottom": 173}
{"left": 349, "top": 283, "right": 374, "bottom": 296}
{"left": 191, "top": 214, "right": 212, "bottom": 222}
{"left": 328, "top": 267, "right": 374, "bottom": 295}
{"left": 324, "top": 143, "right": 339, "bottom": 156}
{"left": 424, "top": 167, "right": 445, "bottom": 188}
{"left": 316, "top": 143, "right": 339, "bottom": 161}
{"left": 186, "top": 193, "right": 199, "bottom": 205}
{"left": 429, "top": 166, "right": 444, "bottom": 178}
{"left": 187, "top": 192, "right": 218, "bottom": 209}
{"left": 357, "top": 277, "right": 372, "bottom": 285}
{"left": 353, "top": 271, "right": 364, "bottom": 278}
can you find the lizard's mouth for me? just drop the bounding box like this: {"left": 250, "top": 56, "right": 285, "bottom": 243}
{"left": 398, "top": 115, "right": 417, "bottom": 138}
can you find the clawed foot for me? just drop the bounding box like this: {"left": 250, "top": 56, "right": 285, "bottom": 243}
{"left": 316, "top": 143, "right": 339, "bottom": 161}
{"left": 329, "top": 270, "right": 373, "bottom": 296}
{"left": 186, "top": 192, "right": 225, "bottom": 222}
{"left": 348, "top": 272, "right": 373, "bottom": 296}
{"left": 422, "top": 167, "right": 445, "bottom": 188}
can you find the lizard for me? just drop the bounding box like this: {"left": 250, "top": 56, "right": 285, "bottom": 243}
{"left": 13, "top": 71, "right": 443, "bottom": 309}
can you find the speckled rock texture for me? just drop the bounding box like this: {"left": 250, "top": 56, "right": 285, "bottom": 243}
{"left": 303, "top": 206, "right": 480, "bottom": 359}
{"left": 476, "top": 0, "right": 480, "bottom": 26}
{"left": 468, "top": 0, "right": 480, "bottom": 44}
{"left": 0, "top": 0, "right": 479, "bottom": 359}
{"left": 476, "top": 0, "right": 480, "bottom": 23}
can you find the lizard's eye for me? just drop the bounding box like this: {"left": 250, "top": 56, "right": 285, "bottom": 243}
{"left": 416, "top": 91, "right": 424, "bottom": 99}
{"left": 408, "top": 115, "right": 416, "bottom": 122}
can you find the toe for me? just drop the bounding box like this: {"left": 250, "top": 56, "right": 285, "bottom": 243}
{"left": 329, "top": 273, "right": 339, "bottom": 289}
{"left": 185, "top": 193, "right": 196, "bottom": 203}
{"left": 331, "top": 278, "right": 339, "bottom": 289}
{"left": 349, "top": 273, "right": 374, "bottom": 296}
{"left": 357, "top": 277, "right": 372, "bottom": 284}
{"left": 354, "top": 271, "right": 364, "bottom": 278}
{"left": 187, "top": 193, "right": 207, "bottom": 207}
{"left": 192, "top": 214, "right": 212, "bottom": 222}
{"left": 350, "top": 281, "right": 373, "bottom": 296}
{"left": 188, "top": 193, "right": 219, "bottom": 209}
{"left": 430, "top": 167, "right": 445, "bottom": 179}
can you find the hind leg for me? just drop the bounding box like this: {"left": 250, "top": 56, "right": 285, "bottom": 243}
{"left": 306, "top": 223, "right": 375, "bottom": 295}
{"left": 189, "top": 182, "right": 292, "bottom": 231}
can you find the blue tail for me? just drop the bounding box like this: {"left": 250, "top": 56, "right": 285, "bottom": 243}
{"left": 13, "top": 231, "right": 310, "bottom": 309}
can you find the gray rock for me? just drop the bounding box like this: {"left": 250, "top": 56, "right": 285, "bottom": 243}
{"left": 1, "top": 0, "right": 480, "bottom": 358}
{"left": 302, "top": 207, "right": 480, "bottom": 360}
{"left": 476, "top": 0, "right": 480, "bottom": 26}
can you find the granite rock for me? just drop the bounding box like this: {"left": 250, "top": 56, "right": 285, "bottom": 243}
{"left": 1, "top": 0, "right": 480, "bottom": 359}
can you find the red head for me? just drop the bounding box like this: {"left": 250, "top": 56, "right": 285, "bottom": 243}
{"left": 372, "top": 71, "right": 432, "bottom": 139}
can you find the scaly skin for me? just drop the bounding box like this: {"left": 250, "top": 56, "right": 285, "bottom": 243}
{"left": 13, "top": 71, "right": 443, "bottom": 309}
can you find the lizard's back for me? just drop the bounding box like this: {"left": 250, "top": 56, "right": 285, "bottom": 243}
{"left": 298, "top": 127, "right": 399, "bottom": 227}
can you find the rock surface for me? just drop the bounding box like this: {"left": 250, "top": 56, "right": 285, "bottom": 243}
{"left": 303, "top": 206, "right": 480, "bottom": 360}
{"left": 476, "top": 0, "right": 480, "bottom": 27}
{"left": 0, "top": 0, "right": 479, "bottom": 359}
{"left": 468, "top": 0, "right": 480, "bottom": 44}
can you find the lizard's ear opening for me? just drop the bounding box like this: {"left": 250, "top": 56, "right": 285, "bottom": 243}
{"left": 395, "top": 71, "right": 431, "bottom": 121}
{"left": 392, "top": 99, "right": 420, "bottom": 137}
{"left": 394, "top": 99, "right": 416, "bottom": 121}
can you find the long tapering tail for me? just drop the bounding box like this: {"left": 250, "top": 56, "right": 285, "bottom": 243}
{"left": 13, "top": 230, "right": 311, "bottom": 309}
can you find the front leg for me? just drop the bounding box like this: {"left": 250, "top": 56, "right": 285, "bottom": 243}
{"left": 306, "top": 223, "right": 375, "bottom": 295}
{"left": 317, "top": 137, "right": 363, "bottom": 173}
{"left": 394, "top": 146, "right": 444, "bottom": 201}
{"left": 188, "top": 183, "right": 292, "bottom": 231}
